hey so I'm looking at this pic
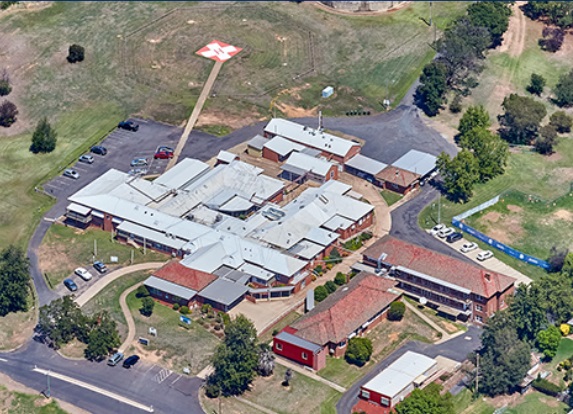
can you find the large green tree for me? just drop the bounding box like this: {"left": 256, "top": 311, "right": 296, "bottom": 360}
{"left": 458, "top": 105, "right": 490, "bottom": 137}
{"left": 550, "top": 111, "right": 572, "bottom": 133}
{"left": 509, "top": 283, "right": 548, "bottom": 344}
{"left": 345, "top": 337, "right": 373, "bottom": 367}
{"left": 37, "top": 296, "right": 91, "bottom": 349}
{"left": 537, "top": 325, "right": 562, "bottom": 360}
{"left": 85, "top": 311, "right": 120, "bottom": 361}
{"left": 459, "top": 127, "right": 508, "bottom": 182}
{"left": 535, "top": 125, "right": 558, "bottom": 155}
{"left": 498, "top": 94, "right": 547, "bottom": 144}
{"left": 0, "top": 245, "right": 30, "bottom": 316}
{"left": 207, "top": 315, "right": 259, "bottom": 397}
{"left": 436, "top": 150, "right": 480, "bottom": 202}
{"left": 522, "top": 2, "right": 573, "bottom": 29}
{"left": 537, "top": 273, "right": 573, "bottom": 325}
{"left": 415, "top": 62, "right": 448, "bottom": 116}
{"left": 554, "top": 69, "right": 573, "bottom": 107}
{"left": 30, "top": 117, "right": 57, "bottom": 154}
{"left": 467, "top": 1, "right": 511, "bottom": 48}
{"left": 395, "top": 383, "right": 454, "bottom": 414}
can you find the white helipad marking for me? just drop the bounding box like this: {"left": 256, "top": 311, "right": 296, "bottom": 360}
{"left": 32, "top": 368, "right": 153, "bottom": 412}
{"left": 196, "top": 40, "right": 242, "bottom": 62}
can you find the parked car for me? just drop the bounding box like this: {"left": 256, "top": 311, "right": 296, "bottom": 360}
{"left": 130, "top": 157, "right": 148, "bottom": 168}
{"left": 477, "top": 250, "right": 494, "bottom": 261}
{"left": 157, "top": 146, "right": 174, "bottom": 153}
{"left": 154, "top": 150, "right": 174, "bottom": 159}
{"left": 93, "top": 261, "right": 108, "bottom": 273}
{"left": 108, "top": 352, "right": 124, "bottom": 366}
{"left": 430, "top": 224, "right": 445, "bottom": 236}
{"left": 63, "top": 169, "right": 80, "bottom": 179}
{"left": 437, "top": 227, "right": 454, "bottom": 238}
{"left": 78, "top": 154, "right": 94, "bottom": 164}
{"left": 91, "top": 145, "right": 108, "bottom": 156}
{"left": 118, "top": 120, "right": 139, "bottom": 132}
{"left": 74, "top": 267, "right": 93, "bottom": 281}
{"left": 446, "top": 232, "right": 463, "bottom": 243}
{"left": 63, "top": 278, "right": 78, "bottom": 292}
{"left": 122, "top": 355, "right": 140, "bottom": 369}
{"left": 460, "top": 242, "right": 478, "bottom": 253}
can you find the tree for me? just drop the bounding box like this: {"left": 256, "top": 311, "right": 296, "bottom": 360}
{"left": 467, "top": 1, "right": 511, "bottom": 48}
{"left": 207, "top": 315, "right": 258, "bottom": 396}
{"left": 136, "top": 285, "right": 150, "bottom": 298}
{"left": 140, "top": 297, "right": 155, "bottom": 317}
{"left": 547, "top": 246, "right": 568, "bottom": 273}
{"left": 395, "top": 383, "right": 455, "bottom": 414}
{"left": 498, "top": 94, "right": 547, "bottom": 144}
{"left": 36, "top": 296, "right": 90, "bottom": 349}
{"left": 329, "top": 247, "right": 342, "bottom": 264}
{"left": 522, "top": 2, "right": 573, "bottom": 29}
{"left": 562, "top": 252, "right": 573, "bottom": 278}
{"left": 458, "top": 105, "right": 490, "bottom": 138}
{"left": 415, "top": 62, "right": 447, "bottom": 116}
{"left": 537, "top": 325, "right": 562, "bottom": 360}
{"left": 0, "top": 245, "right": 30, "bottom": 316}
{"left": 84, "top": 311, "right": 120, "bottom": 361}
{"left": 67, "top": 44, "right": 85, "bottom": 63}
{"left": 527, "top": 73, "right": 546, "bottom": 96}
{"left": 535, "top": 125, "right": 558, "bottom": 155}
{"left": 30, "top": 117, "right": 57, "bottom": 154}
{"left": 257, "top": 344, "right": 275, "bottom": 377}
{"left": 537, "top": 273, "right": 573, "bottom": 325}
{"left": 539, "top": 26, "right": 565, "bottom": 52}
{"left": 436, "top": 150, "right": 480, "bottom": 202}
{"left": 325, "top": 280, "right": 337, "bottom": 294}
{"left": 449, "top": 95, "right": 462, "bottom": 113}
{"left": 0, "top": 69, "right": 11, "bottom": 96}
{"left": 509, "top": 283, "right": 548, "bottom": 343}
{"left": 314, "top": 285, "right": 328, "bottom": 303}
{"left": 334, "top": 272, "right": 347, "bottom": 286}
{"left": 0, "top": 2, "right": 18, "bottom": 11}
{"left": 554, "top": 69, "right": 573, "bottom": 107}
{"left": 388, "top": 301, "right": 406, "bottom": 321}
{"left": 345, "top": 337, "right": 373, "bottom": 366}
{"left": 459, "top": 127, "right": 509, "bottom": 181}
{"left": 0, "top": 100, "right": 18, "bottom": 127}
{"left": 550, "top": 111, "right": 572, "bottom": 133}
{"left": 283, "top": 368, "right": 293, "bottom": 387}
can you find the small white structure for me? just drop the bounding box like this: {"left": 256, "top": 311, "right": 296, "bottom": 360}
{"left": 322, "top": 86, "right": 334, "bottom": 98}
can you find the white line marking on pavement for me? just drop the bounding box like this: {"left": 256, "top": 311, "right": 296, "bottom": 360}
{"left": 0, "top": 358, "right": 7, "bottom": 362}
{"left": 32, "top": 368, "right": 153, "bottom": 412}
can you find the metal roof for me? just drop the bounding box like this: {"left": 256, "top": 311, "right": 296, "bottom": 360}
{"left": 67, "top": 202, "right": 91, "bottom": 216}
{"left": 280, "top": 163, "right": 308, "bottom": 177}
{"left": 391, "top": 150, "right": 437, "bottom": 177}
{"left": 288, "top": 240, "right": 325, "bottom": 260}
{"left": 247, "top": 134, "right": 268, "bottom": 150}
{"left": 264, "top": 118, "right": 360, "bottom": 158}
{"left": 217, "top": 150, "right": 238, "bottom": 163}
{"left": 274, "top": 331, "right": 323, "bottom": 354}
{"left": 362, "top": 351, "right": 437, "bottom": 398}
{"left": 153, "top": 158, "right": 210, "bottom": 190}
{"left": 219, "top": 196, "right": 254, "bottom": 213}
{"left": 284, "top": 152, "right": 334, "bottom": 177}
{"left": 345, "top": 154, "right": 387, "bottom": 175}
{"left": 198, "top": 278, "right": 248, "bottom": 306}
{"left": 144, "top": 276, "right": 198, "bottom": 300}
{"left": 117, "top": 221, "right": 188, "bottom": 250}
{"left": 263, "top": 136, "right": 305, "bottom": 157}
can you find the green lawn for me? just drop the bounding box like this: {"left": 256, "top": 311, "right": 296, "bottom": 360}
{"left": 453, "top": 388, "right": 568, "bottom": 414}
{"left": 39, "top": 225, "right": 166, "bottom": 287}
{"left": 201, "top": 394, "right": 268, "bottom": 414}
{"left": 126, "top": 292, "right": 220, "bottom": 374}
{"left": 380, "top": 190, "right": 403, "bottom": 207}
{"left": 259, "top": 311, "right": 302, "bottom": 345}
{"left": 452, "top": 389, "right": 495, "bottom": 414}
{"left": 0, "top": 386, "right": 68, "bottom": 414}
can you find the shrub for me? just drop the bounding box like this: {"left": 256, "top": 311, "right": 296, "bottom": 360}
{"left": 204, "top": 383, "right": 221, "bottom": 398}
{"left": 221, "top": 313, "right": 231, "bottom": 327}
{"left": 272, "top": 329, "right": 279, "bottom": 337}
{"left": 140, "top": 297, "right": 155, "bottom": 317}
{"left": 0, "top": 1, "right": 18, "bottom": 11}
{"left": 555, "top": 69, "right": 573, "bottom": 107}
{"left": 329, "top": 248, "right": 343, "bottom": 264}
{"left": 449, "top": 95, "right": 462, "bottom": 113}
{"left": 334, "top": 272, "right": 347, "bottom": 286}
{"left": 360, "top": 232, "right": 373, "bottom": 241}
{"left": 527, "top": 73, "right": 546, "bottom": 96}
{"left": 172, "top": 303, "right": 180, "bottom": 311}
{"left": 550, "top": 111, "right": 572, "bottom": 134}
{"left": 532, "top": 377, "right": 563, "bottom": 396}
{"left": 0, "top": 100, "right": 18, "bottom": 127}
{"left": 30, "top": 117, "right": 57, "bottom": 154}
{"left": 345, "top": 337, "right": 373, "bottom": 366}
{"left": 135, "top": 285, "right": 150, "bottom": 298}
{"left": 561, "top": 324, "right": 570, "bottom": 336}
{"left": 0, "top": 69, "right": 11, "bottom": 96}
{"left": 314, "top": 286, "right": 328, "bottom": 303}
{"left": 67, "top": 44, "right": 85, "bottom": 63}
{"left": 539, "top": 26, "right": 565, "bottom": 53}
{"left": 325, "top": 281, "right": 337, "bottom": 294}
{"left": 201, "top": 304, "right": 212, "bottom": 314}
{"left": 388, "top": 301, "right": 406, "bottom": 321}
{"left": 314, "top": 265, "right": 323, "bottom": 276}
{"left": 179, "top": 305, "right": 190, "bottom": 315}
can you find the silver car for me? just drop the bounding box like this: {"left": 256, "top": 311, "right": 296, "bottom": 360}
{"left": 63, "top": 169, "right": 80, "bottom": 179}
{"left": 79, "top": 154, "right": 94, "bottom": 164}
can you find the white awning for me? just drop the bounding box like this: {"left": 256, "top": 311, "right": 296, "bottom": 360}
{"left": 91, "top": 210, "right": 104, "bottom": 219}
{"left": 66, "top": 203, "right": 91, "bottom": 216}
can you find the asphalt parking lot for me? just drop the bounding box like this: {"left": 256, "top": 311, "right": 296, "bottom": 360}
{"left": 55, "top": 265, "right": 109, "bottom": 298}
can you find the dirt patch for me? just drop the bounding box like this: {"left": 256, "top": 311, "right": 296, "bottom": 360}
{"left": 479, "top": 211, "right": 523, "bottom": 245}
{"left": 546, "top": 151, "right": 563, "bottom": 162}
{"left": 274, "top": 102, "right": 317, "bottom": 118}
{"left": 481, "top": 211, "right": 502, "bottom": 223}
{"left": 507, "top": 204, "right": 523, "bottom": 213}
{"left": 387, "top": 332, "right": 400, "bottom": 342}
{"left": 37, "top": 237, "right": 74, "bottom": 275}
{"left": 499, "top": 2, "right": 527, "bottom": 57}
{"left": 554, "top": 209, "right": 573, "bottom": 222}
{"left": 550, "top": 167, "right": 573, "bottom": 188}
{"left": 132, "top": 342, "right": 166, "bottom": 365}
{"left": 195, "top": 110, "right": 261, "bottom": 130}
{"left": 440, "top": 321, "right": 459, "bottom": 334}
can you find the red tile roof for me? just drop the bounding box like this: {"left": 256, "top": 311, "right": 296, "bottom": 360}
{"left": 289, "top": 272, "right": 400, "bottom": 346}
{"left": 153, "top": 260, "right": 217, "bottom": 292}
{"left": 376, "top": 166, "right": 419, "bottom": 188}
{"left": 362, "top": 236, "right": 515, "bottom": 298}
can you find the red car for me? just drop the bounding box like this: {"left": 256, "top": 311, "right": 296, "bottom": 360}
{"left": 154, "top": 150, "right": 174, "bottom": 159}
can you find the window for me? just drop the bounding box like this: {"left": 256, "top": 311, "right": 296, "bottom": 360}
{"left": 475, "top": 315, "right": 483, "bottom": 323}
{"left": 302, "top": 352, "right": 308, "bottom": 360}
{"left": 330, "top": 170, "right": 334, "bottom": 179}
{"left": 276, "top": 342, "right": 282, "bottom": 351}
{"left": 476, "top": 305, "right": 483, "bottom": 312}
{"left": 381, "top": 397, "right": 390, "bottom": 406}
{"left": 361, "top": 390, "right": 370, "bottom": 399}
{"left": 338, "top": 340, "right": 346, "bottom": 348}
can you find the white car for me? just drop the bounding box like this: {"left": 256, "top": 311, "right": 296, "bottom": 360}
{"left": 460, "top": 242, "right": 478, "bottom": 253}
{"left": 74, "top": 267, "right": 93, "bottom": 281}
{"left": 437, "top": 227, "right": 454, "bottom": 238}
{"left": 63, "top": 169, "right": 80, "bottom": 179}
{"left": 430, "top": 224, "right": 445, "bottom": 236}
{"left": 477, "top": 250, "right": 494, "bottom": 261}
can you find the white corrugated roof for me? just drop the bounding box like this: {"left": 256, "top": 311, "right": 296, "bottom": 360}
{"left": 248, "top": 134, "right": 268, "bottom": 150}
{"left": 283, "top": 152, "right": 334, "bottom": 177}
{"left": 217, "top": 150, "right": 239, "bottom": 163}
{"left": 67, "top": 203, "right": 91, "bottom": 216}
{"left": 392, "top": 150, "right": 437, "bottom": 177}
{"left": 144, "top": 276, "right": 197, "bottom": 300}
{"left": 362, "top": 351, "right": 437, "bottom": 398}
{"left": 117, "top": 221, "right": 188, "bottom": 250}
{"left": 264, "top": 118, "right": 360, "bottom": 158}
{"left": 263, "top": 136, "right": 305, "bottom": 157}
{"left": 154, "top": 158, "right": 210, "bottom": 190}
{"left": 322, "top": 215, "right": 354, "bottom": 231}
{"left": 345, "top": 154, "right": 387, "bottom": 175}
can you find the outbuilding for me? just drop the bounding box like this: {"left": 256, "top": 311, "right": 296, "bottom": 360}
{"left": 344, "top": 154, "right": 387, "bottom": 186}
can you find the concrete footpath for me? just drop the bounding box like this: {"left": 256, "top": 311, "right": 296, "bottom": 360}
{"left": 118, "top": 282, "right": 143, "bottom": 353}
{"left": 274, "top": 356, "right": 346, "bottom": 393}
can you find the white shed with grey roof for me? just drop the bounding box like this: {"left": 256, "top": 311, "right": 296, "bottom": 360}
{"left": 391, "top": 150, "right": 437, "bottom": 178}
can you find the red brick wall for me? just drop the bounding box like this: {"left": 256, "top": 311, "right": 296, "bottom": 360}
{"left": 325, "top": 164, "right": 339, "bottom": 181}
{"left": 269, "top": 190, "right": 284, "bottom": 204}
{"left": 360, "top": 387, "right": 393, "bottom": 408}
{"left": 343, "top": 145, "right": 362, "bottom": 163}
{"left": 337, "top": 212, "right": 374, "bottom": 240}
{"left": 262, "top": 147, "right": 280, "bottom": 162}
{"left": 103, "top": 214, "right": 114, "bottom": 232}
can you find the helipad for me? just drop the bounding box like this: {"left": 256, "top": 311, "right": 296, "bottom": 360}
{"left": 196, "top": 39, "right": 242, "bottom": 62}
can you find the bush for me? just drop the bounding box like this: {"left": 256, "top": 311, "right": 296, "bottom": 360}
{"left": 325, "top": 281, "right": 337, "bottom": 294}
{"left": 67, "top": 44, "right": 85, "bottom": 63}
{"left": 345, "top": 337, "right": 373, "bottom": 366}
{"left": 179, "top": 305, "right": 190, "bottom": 315}
{"left": 360, "top": 232, "right": 373, "bottom": 241}
{"left": 314, "top": 285, "right": 328, "bottom": 303}
{"left": 329, "top": 247, "right": 343, "bottom": 264}
{"left": 539, "top": 26, "right": 565, "bottom": 53}
{"left": 388, "top": 301, "right": 406, "bottom": 321}
{"left": 140, "top": 297, "right": 155, "bottom": 317}
{"left": 30, "top": 117, "right": 57, "bottom": 154}
{"left": 0, "top": 69, "right": 11, "bottom": 96}
{"left": 561, "top": 323, "right": 570, "bottom": 336}
{"left": 0, "top": 1, "right": 18, "bottom": 10}
{"left": 555, "top": 69, "right": 573, "bottom": 107}
{"left": 535, "top": 125, "right": 558, "bottom": 155}
{"left": 532, "top": 377, "right": 563, "bottom": 396}
{"left": 314, "top": 265, "right": 323, "bottom": 276}
{"left": 135, "top": 285, "right": 150, "bottom": 298}
{"left": 172, "top": 303, "right": 180, "bottom": 311}
{"left": 449, "top": 95, "right": 462, "bottom": 113}
{"left": 334, "top": 272, "right": 347, "bottom": 286}
{"left": 0, "top": 100, "right": 18, "bottom": 127}
{"left": 204, "top": 383, "right": 221, "bottom": 398}
{"left": 272, "top": 328, "right": 279, "bottom": 337}
{"left": 201, "top": 304, "right": 212, "bottom": 314}
{"left": 527, "top": 73, "right": 546, "bottom": 96}
{"left": 550, "top": 111, "right": 572, "bottom": 133}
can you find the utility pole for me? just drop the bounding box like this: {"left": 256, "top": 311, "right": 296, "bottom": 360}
{"left": 475, "top": 353, "right": 479, "bottom": 397}
{"left": 429, "top": 1, "right": 433, "bottom": 26}
{"left": 438, "top": 194, "right": 441, "bottom": 224}
{"left": 46, "top": 370, "right": 51, "bottom": 398}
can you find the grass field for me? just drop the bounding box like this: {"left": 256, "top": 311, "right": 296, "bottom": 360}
{"left": 39, "top": 225, "right": 166, "bottom": 287}
{"left": 380, "top": 189, "right": 404, "bottom": 207}
{"left": 0, "top": 297, "right": 35, "bottom": 351}
{"left": 453, "top": 388, "right": 569, "bottom": 414}
{"left": 546, "top": 338, "right": 573, "bottom": 386}
{"left": 0, "top": 386, "right": 68, "bottom": 414}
